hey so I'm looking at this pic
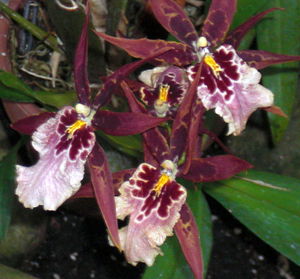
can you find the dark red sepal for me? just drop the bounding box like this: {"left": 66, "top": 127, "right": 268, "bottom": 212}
{"left": 95, "top": 32, "right": 195, "bottom": 66}
{"left": 237, "top": 50, "right": 300, "bottom": 69}
{"left": 170, "top": 62, "right": 203, "bottom": 163}
{"left": 263, "top": 105, "right": 287, "bottom": 117}
{"left": 175, "top": 204, "right": 203, "bottom": 279}
{"left": 74, "top": 2, "right": 91, "bottom": 106}
{"left": 224, "top": 8, "right": 283, "bottom": 49}
{"left": 92, "top": 110, "right": 168, "bottom": 136}
{"left": 149, "top": 0, "right": 198, "bottom": 47}
{"left": 87, "top": 143, "right": 120, "bottom": 249}
{"left": 201, "top": 0, "right": 236, "bottom": 47}
{"left": 11, "top": 112, "right": 55, "bottom": 135}
{"left": 181, "top": 155, "right": 252, "bottom": 182}
{"left": 71, "top": 182, "right": 94, "bottom": 199}
{"left": 181, "top": 99, "right": 205, "bottom": 175}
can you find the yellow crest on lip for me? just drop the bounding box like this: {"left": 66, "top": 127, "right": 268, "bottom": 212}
{"left": 158, "top": 84, "right": 170, "bottom": 103}
{"left": 66, "top": 120, "right": 86, "bottom": 137}
{"left": 153, "top": 173, "right": 170, "bottom": 196}
{"left": 204, "top": 55, "right": 223, "bottom": 77}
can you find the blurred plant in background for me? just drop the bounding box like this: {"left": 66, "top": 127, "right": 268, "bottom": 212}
{"left": 0, "top": 0, "right": 300, "bottom": 279}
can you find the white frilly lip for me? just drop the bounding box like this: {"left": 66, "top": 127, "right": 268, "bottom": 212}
{"left": 188, "top": 44, "right": 274, "bottom": 136}
{"left": 15, "top": 106, "right": 95, "bottom": 211}
{"left": 114, "top": 163, "right": 186, "bottom": 266}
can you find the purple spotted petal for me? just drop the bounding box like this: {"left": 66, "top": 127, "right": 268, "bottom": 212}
{"left": 188, "top": 45, "right": 273, "bottom": 135}
{"left": 149, "top": 0, "right": 198, "bottom": 48}
{"left": 201, "top": 0, "right": 237, "bottom": 47}
{"left": 16, "top": 106, "right": 95, "bottom": 210}
{"left": 224, "top": 8, "right": 283, "bottom": 49}
{"left": 115, "top": 163, "right": 186, "bottom": 266}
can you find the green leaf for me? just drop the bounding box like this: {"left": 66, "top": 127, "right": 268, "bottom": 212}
{"left": 0, "top": 71, "right": 76, "bottom": 107}
{"left": 97, "top": 131, "right": 142, "bottom": 158}
{"left": 204, "top": 170, "right": 300, "bottom": 265}
{"left": 0, "top": 140, "right": 23, "bottom": 239}
{"left": 142, "top": 186, "right": 212, "bottom": 279}
{"left": 0, "top": 264, "right": 37, "bottom": 279}
{"left": 256, "top": 0, "right": 300, "bottom": 142}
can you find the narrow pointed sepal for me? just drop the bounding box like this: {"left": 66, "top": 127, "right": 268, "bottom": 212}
{"left": 74, "top": 2, "right": 91, "bottom": 106}
{"left": 224, "top": 8, "right": 283, "bottom": 49}
{"left": 237, "top": 49, "right": 300, "bottom": 69}
{"left": 181, "top": 155, "right": 252, "bottom": 182}
{"left": 175, "top": 204, "right": 203, "bottom": 279}
{"left": 149, "top": 0, "right": 198, "bottom": 47}
{"left": 201, "top": 0, "right": 237, "bottom": 47}
{"left": 16, "top": 106, "right": 95, "bottom": 210}
{"left": 95, "top": 32, "right": 195, "bottom": 66}
{"left": 92, "top": 110, "right": 168, "bottom": 136}
{"left": 115, "top": 163, "right": 186, "bottom": 266}
{"left": 11, "top": 112, "right": 55, "bottom": 135}
{"left": 87, "top": 143, "right": 121, "bottom": 248}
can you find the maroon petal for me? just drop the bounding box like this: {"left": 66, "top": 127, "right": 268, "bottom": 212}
{"left": 181, "top": 155, "right": 252, "bottom": 182}
{"left": 11, "top": 112, "right": 55, "bottom": 135}
{"left": 175, "top": 204, "right": 203, "bottom": 279}
{"left": 238, "top": 49, "right": 300, "bottom": 69}
{"left": 263, "top": 105, "right": 287, "bottom": 117}
{"left": 87, "top": 143, "right": 120, "bottom": 248}
{"left": 201, "top": 0, "right": 237, "bottom": 47}
{"left": 71, "top": 182, "right": 94, "bottom": 199}
{"left": 92, "top": 110, "right": 167, "bottom": 136}
{"left": 95, "top": 32, "right": 195, "bottom": 66}
{"left": 180, "top": 99, "right": 205, "bottom": 175}
{"left": 74, "top": 3, "right": 91, "bottom": 106}
{"left": 170, "top": 62, "right": 203, "bottom": 162}
{"left": 224, "top": 8, "right": 283, "bottom": 49}
{"left": 143, "top": 141, "right": 160, "bottom": 167}
{"left": 149, "top": 0, "right": 198, "bottom": 47}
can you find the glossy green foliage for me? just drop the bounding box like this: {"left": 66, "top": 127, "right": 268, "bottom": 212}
{"left": 97, "top": 131, "right": 142, "bottom": 158}
{"left": 0, "top": 141, "right": 22, "bottom": 239}
{"left": 143, "top": 186, "right": 212, "bottom": 279}
{"left": 0, "top": 71, "right": 76, "bottom": 107}
{"left": 0, "top": 264, "right": 37, "bottom": 279}
{"left": 256, "top": 0, "right": 300, "bottom": 143}
{"left": 204, "top": 170, "right": 300, "bottom": 265}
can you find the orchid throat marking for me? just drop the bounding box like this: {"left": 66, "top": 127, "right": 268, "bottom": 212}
{"left": 196, "top": 36, "right": 223, "bottom": 78}
{"left": 66, "top": 104, "right": 96, "bottom": 138}
{"left": 153, "top": 160, "right": 177, "bottom": 196}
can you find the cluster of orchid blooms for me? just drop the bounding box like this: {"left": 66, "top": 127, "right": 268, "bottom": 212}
{"left": 11, "top": 0, "right": 300, "bottom": 278}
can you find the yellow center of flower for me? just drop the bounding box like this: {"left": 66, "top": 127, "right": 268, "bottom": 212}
{"left": 158, "top": 84, "right": 170, "bottom": 103}
{"left": 66, "top": 120, "right": 86, "bottom": 137}
{"left": 204, "top": 55, "right": 223, "bottom": 78}
{"left": 153, "top": 173, "right": 170, "bottom": 196}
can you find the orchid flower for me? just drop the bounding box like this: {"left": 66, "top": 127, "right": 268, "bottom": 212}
{"left": 138, "top": 65, "right": 188, "bottom": 117}
{"left": 96, "top": 0, "right": 300, "bottom": 135}
{"left": 13, "top": 7, "right": 171, "bottom": 248}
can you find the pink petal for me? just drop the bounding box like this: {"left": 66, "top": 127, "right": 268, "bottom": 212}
{"left": 188, "top": 45, "right": 273, "bottom": 135}
{"left": 115, "top": 163, "right": 186, "bottom": 266}
{"left": 16, "top": 106, "right": 95, "bottom": 210}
